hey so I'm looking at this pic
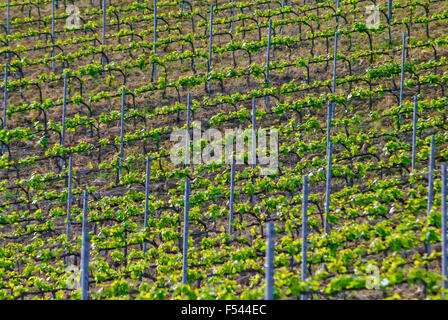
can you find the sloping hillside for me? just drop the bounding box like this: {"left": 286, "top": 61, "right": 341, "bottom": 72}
{"left": 1, "top": 0, "right": 448, "bottom": 299}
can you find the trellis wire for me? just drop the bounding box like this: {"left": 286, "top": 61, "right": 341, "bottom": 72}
{"left": 265, "top": 19, "right": 272, "bottom": 108}
{"left": 119, "top": 86, "right": 125, "bottom": 182}
{"left": 81, "top": 189, "right": 90, "bottom": 300}
{"left": 65, "top": 156, "right": 73, "bottom": 266}
{"left": 301, "top": 175, "right": 309, "bottom": 300}
{"left": 265, "top": 222, "right": 275, "bottom": 300}
{"left": 228, "top": 154, "right": 236, "bottom": 236}
{"left": 182, "top": 177, "right": 191, "bottom": 284}
{"left": 399, "top": 32, "right": 406, "bottom": 127}
{"left": 411, "top": 96, "right": 418, "bottom": 173}
{"left": 143, "top": 156, "right": 151, "bottom": 255}
{"left": 426, "top": 136, "right": 435, "bottom": 255}
{"left": 2, "top": 64, "right": 8, "bottom": 155}
{"left": 152, "top": 0, "right": 158, "bottom": 82}
{"left": 60, "top": 73, "right": 68, "bottom": 170}
{"left": 442, "top": 164, "right": 447, "bottom": 299}
{"left": 51, "top": 0, "right": 56, "bottom": 70}
{"left": 102, "top": 0, "right": 107, "bottom": 68}
{"left": 206, "top": 4, "right": 214, "bottom": 93}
